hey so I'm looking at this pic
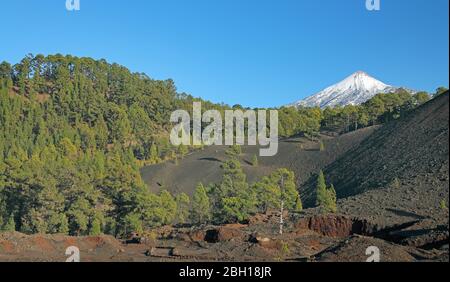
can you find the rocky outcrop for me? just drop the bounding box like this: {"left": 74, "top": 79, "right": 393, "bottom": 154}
{"left": 204, "top": 227, "right": 246, "bottom": 243}
{"left": 295, "top": 215, "right": 379, "bottom": 237}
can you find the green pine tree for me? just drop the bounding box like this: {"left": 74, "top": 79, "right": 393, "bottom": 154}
{"left": 89, "top": 214, "right": 103, "bottom": 236}
{"left": 327, "top": 184, "right": 337, "bottom": 213}
{"left": 3, "top": 215, "right": 16, "bottom": 232}
{"left": 190, "top": 183, "right": 211, "bottom": 224}
{"left": 315, "top": 170, "right": 328, "bottom": 208}
{"left": 252, "top": 154, "right": 259, "bottom": 167}
{"left": 162, "top": 190, "right": 177, "bottom": 224}
{"left": 122, "top": 213, "right": 143, "bottom": 236}
{"left": 294, "top": 196, "right": 303, "bottom": 212}
{"left": 215, "top": 158, "right": 256, "bottom": 223}
{"left": 226, "top": 145, "right": 242, "bottom": 157}
{"left": 315, "top": 170, "right": 337, "bottom": 213}
{"left": 175, "top": 193, "right": 190, "bottom": 224}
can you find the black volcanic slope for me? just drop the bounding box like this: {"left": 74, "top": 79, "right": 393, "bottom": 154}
{"left": 140, "top": 127, "right": 378, "bottom": 196}
{"left": 309, "top": 92, "right": 448, "bottom": 199}
{"left": 301, "top": 92, "right": 449, "bottom": 226}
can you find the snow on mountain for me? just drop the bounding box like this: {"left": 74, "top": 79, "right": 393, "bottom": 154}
{"left": 291, "top": 71, "right": 399, "bottom": 108}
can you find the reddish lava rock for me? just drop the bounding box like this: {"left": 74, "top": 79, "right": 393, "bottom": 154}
{"left": 204, "top": 227, "right": 246, "bottom": 243}
{"left": 295, "top": 215, "right": 376, "bottom": 238}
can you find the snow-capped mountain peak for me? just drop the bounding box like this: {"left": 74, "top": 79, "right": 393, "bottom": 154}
{"left": 291, "top": 71, "right": 398, "bottom": 108}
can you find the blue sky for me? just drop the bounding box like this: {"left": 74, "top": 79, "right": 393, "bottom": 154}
{"left": 0, "top": 0, "right": 448, "bottom": 107}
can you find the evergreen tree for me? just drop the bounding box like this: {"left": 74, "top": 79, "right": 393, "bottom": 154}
{"left": 67, "top": 199, "right": 90, "bottom": 236}
{"left": 272, "top": 169, "right": 300, "bottom": 211}
{"left": 252, "top": 154, "right": 258, "bottom": 166}
{"left": 435, "top": 87, "right": 448, "bottom": 96}
{"left": 294, "top": 196, "right": 303, "bottom": 212}
{"left": 413, "top": 92, "right": 430, "bottom": 105}
{"left": 0, "top": 61, "right": 13, "bottom": 89}
{"left": 175, "top": 193, "right": 190, "bottom": 224}
{"left": 53, "top": 214, "right": 69, "bottom": 234}
{"left": 122, "top": 213, "right": 143, "bottom": 235}
{"left": 213, "top": 158, "right": 256, "bottom": 223}
{"left": 190, "top": 183, "right": 211, "bottom": 224}
{"left": 253, "top": 177, "right": 281, "bottom": 213}
{"left": 149, "top": 143, "right": 159, "bottom": 163}
{"left": 327, "top": 184, "right": 337, "bottom": 213}
{"left": 2, "top": 215, "right": 16, "bottom": 232}
{"left": 225, "top": 145, "right": 242, "bottom": 157}
{"left": 89, "top": 213, "right": 103, "bottom": 236}
{"left": 315, "top": 171, "right": 337, "bottom": 213}
{"left": 158, "top": 190, "right": 177, "bottom": 225}
{"left": 315, "top": 170, "right": 328, "bottom": 208}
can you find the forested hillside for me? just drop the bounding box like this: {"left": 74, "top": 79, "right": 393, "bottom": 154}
{"left": 0, "top": 54, "right": 298, "bottom": 236}
{"left": 0, "top": 54, "right": 443, "bottom": 237}
{"left": 0, "top": 54, "right": 222, "bottom": 237}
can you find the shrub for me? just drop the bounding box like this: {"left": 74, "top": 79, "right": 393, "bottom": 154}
{"left": 280, "top": 241, "right": 290, "bottom": 256}
{"left": 226, "top": 145, "right": 242, "bottom": 157}
{"left": 391, "top": 178, "right": 401, "bottom": 189}
{"left": 440, "top": 199, "right": 448, "bottom": 210}
{"left": 252, "top": 154, "right": 259, "bottom": 167}
{"left": 319, "top": 141, "right": 325, "bottom": 151}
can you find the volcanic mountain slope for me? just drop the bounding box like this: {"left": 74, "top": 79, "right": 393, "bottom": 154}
{"left": 302, "top": 92, "right": 449, "bottom": 224}
{"left": 140, "top": 127, "right": 377, "bottom": 196}
{"left": 291, "top": 71, "right": 400, "bottom": 108}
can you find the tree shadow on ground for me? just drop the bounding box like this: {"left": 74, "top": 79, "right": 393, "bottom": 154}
{"left": 198, "top": 157, "right": 222, "bottom": 163}
{"left": 385, "top": 208, "right": 427, "bottom": 220}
